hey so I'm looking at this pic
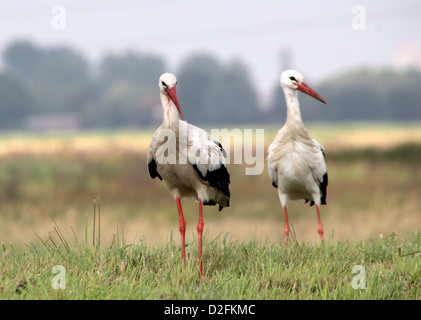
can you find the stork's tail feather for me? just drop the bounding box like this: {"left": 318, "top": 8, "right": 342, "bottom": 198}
{"left": 203, "top": 198, "right": 230, "bottom": 211}
{"left": 219, "top": 199, "right": 230, "bottom": 211}
{"left": 203, "top": 199, "right": 216, "bottom": 206}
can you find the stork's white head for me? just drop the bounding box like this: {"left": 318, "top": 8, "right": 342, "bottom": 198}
{"left": 280, "top": 69, "right": 327, "bottom": 104}
{"left": 280, "top": 69, "right": 304, "bottom": 90}
{"left": 159, "top": 73, "right": 183, "bottom": 118}
{"left": 159, "top": 73, "right": 177, "bottom": 92}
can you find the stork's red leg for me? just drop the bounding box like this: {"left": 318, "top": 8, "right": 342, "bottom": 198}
{"left": 315, "top": 205, "right": 324, "bottom": 242}
{"left": 197, "top": 198, "right": 204, "bottom": 278}
{"left": 176, "top": 197, "right": 186, "bottom": 264}
{"left": 283, "top": 205, "right": 290, "bottom": 245}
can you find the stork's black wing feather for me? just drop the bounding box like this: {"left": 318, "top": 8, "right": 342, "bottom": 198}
{"left": 306, "top": 172, "right": 328, "bottom": 206}
{"left": 319, "top": 144, "right": 328, "bottom": 205}
{"left": 306, "top": 145, "right": 328, "bottom": 207}
{"left": 192, "top": 140, "right": 230, "bottom": 200}
{"left": 148, "top": 158, "right": 162, "bottom": 181}
{"left": 192, "top": 163, "right": 230, "bottom": 199}
{"left": 319, "top": 172, "right": 328, "bottom": 205}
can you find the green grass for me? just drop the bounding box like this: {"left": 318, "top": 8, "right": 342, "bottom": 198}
{"left": 1, "top": 219, "right": 420, "bottom": 299}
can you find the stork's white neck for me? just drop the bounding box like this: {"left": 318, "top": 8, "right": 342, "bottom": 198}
{"left": 283, "top": 87, "right": 303, "bottom": 125}
{"left": 161, "top": 91, "right": 180, "bottom": 128}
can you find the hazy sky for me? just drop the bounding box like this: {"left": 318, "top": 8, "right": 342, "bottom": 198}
{"left": 1, "top": 0, "right": 420, "bottom": 93}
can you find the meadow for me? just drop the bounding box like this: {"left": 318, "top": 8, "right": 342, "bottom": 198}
{"left": 0, "top": 123, "right": 420, "bottom": 300}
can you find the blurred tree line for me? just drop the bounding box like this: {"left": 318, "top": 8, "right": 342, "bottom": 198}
{"left": 1, "top": 40, "right": 421, "bottom": 130}
{"left": 267, "top": 68, "right": 421, "bottom": 124}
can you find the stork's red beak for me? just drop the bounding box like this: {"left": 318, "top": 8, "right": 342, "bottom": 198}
{"left": 167, "top": 87, "right": 184, "bottom": 119}
{"left": 297, "top": 82, "right": 327, "bottom": 104}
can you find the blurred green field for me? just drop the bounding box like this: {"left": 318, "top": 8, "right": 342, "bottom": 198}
{"left": 0, "top": 123, "right": 420, "bottom": 248}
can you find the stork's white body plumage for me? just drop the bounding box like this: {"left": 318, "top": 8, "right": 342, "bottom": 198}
{"left": 268, "top": 122, "right": 327, "bottom": 205}
{"left": 147, "top": 120, "right": 230, "bottom": 208}
{"left": 268, "top": 70, "right": 328, "bottom": 244}
{"left": 147, "top": 73, "right": 230, "bottom": 277}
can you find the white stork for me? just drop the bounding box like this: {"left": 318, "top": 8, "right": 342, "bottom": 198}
{"left": 267, "top": 70, "right": 328, "bottom": 245}
{"left": 147, "top": 73, "right": 230, "bottom": 277}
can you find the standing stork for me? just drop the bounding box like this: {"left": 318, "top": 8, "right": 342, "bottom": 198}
{"left": 267, "top": 70, "right": 328, "bottom": 245}
{"left": 147, "top": 73, "right": 230, "bottom": 277}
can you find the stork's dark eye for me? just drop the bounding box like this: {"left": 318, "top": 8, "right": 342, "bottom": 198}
{"left": 289, "top": 76, "right": 297, "bottom": 81}
{"left": 161, "top": 81, "right": 168, "bottom": 88}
